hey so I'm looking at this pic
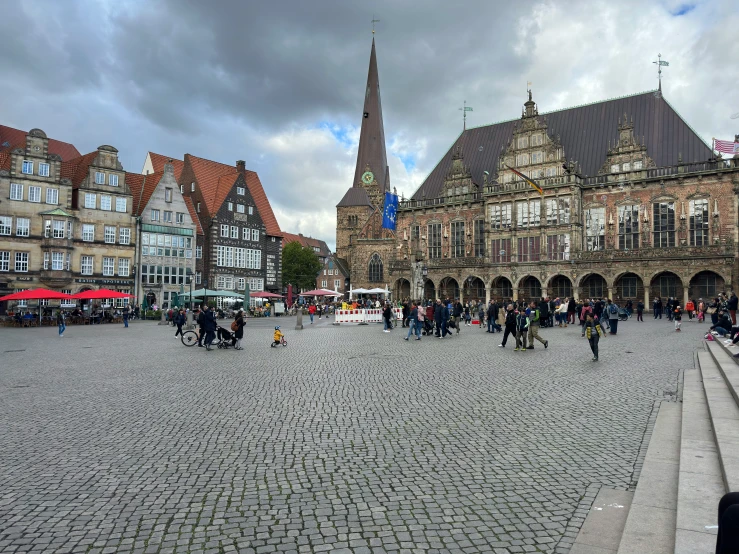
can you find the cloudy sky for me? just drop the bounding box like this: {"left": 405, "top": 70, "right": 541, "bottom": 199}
{"left": 2, "top": 0, "right": 737, "bottom": 250}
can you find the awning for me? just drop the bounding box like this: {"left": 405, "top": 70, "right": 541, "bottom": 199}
{"left": 0, "top": 288, "right": 74, "bottom": 301}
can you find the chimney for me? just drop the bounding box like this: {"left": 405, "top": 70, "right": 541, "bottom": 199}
{"left": 164, "top": 158, "right": 174, "bottom": 175}
{"left": 236, "top": 160, "right": 246, "bottom": 173}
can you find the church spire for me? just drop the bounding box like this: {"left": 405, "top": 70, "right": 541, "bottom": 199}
{"left": 353, "top": 38, "right": 389, "bottom": 198}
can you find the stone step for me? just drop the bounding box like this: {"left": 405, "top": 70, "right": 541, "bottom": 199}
{"left": 708, "top": 340, "right": 739, "bottom": 406}
{"left": 674, "top": 365, "right": 722, "bottom": 553}
{"left": 698, "top": 348, "right": 739, "bottom": 493}
{"left": 616, "top": 401, "right": 681, "bottom": 554}
{"left": 570, "top": 487, "right": 633, "bottom": 554}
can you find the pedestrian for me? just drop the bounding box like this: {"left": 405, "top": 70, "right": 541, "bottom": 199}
{"left": 122, "top": 305, "right": 129, "bottom": 328}
{"left": 233, "top": 310, "right": 245, "bottom": 349}
{"left": 402, "top": 301, "right": 409, "bottom": 328}
{"left": 416, "top": 303, "right": 425, "bottom": 338}
{"left": 174, "top": 309, "right": 185, "bottom": 339}
{"left": 196, "top": 308, "right": 206, "bottom": 347}
{"left": 308, "top": 303, "right": 316, "bottom": 324}
{"left": 636, "top": 300, "right": 644, "bottom": 322}
{"left": 728, "top": 293, "right": 738, "bottom": 325}
{"left": 685, "top": 299, "right": 695, "bottom": 320}
{"left": 203, "top": 306, "right": 217, "bottom": 351}
{"left": 567, "top": 297, "right": 576, "bottom": 325}
{"left": 453, "top": 299, "right": 463, "bottom": 334}
{"left": 486, "top": 301, "right": 496, "bottom": 333}
{"left": 653, "top": 297, "right": 661, "bottom": 319}
{"left": 580, "top": 301, "right": 593, "bottom": 337}
{"left": 515, "top": 308, "right": 530, "bottom": 351}
{"left": 607, "top": 299, "right": 620, "bottom": 335}
{"left": 382, "top": 302, "right": 393, "bottom": 333}
{"left": 464, "top": 302, "right": 471, "bottom": 326}
{"left": 317, "top": 303, "right": 322, "bottom": 320}
{"left": 527, "top": 302, "right": 549, "bottom": 349}
{"left": 584, "top": 313, "right": 604, "bottom": 362}
{"left": 57, "top": 310, "right": 66, "bottom": 338}
{"left": 404, "top": 302, "right": 421, "bottom": 341}
{"left": 674, "top": 303, "right": 682, "bottom": 332}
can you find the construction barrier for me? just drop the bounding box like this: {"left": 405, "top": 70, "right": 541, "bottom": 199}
{"left": 334, "top": 308, "right": 405, "bottom": 324}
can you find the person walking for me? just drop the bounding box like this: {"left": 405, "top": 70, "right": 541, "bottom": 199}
{"left": 203, "top": 306, "right": 217, "bottom": 351}
{"left": 685, "top": 299, "right": 695, "bottom": 321}
{"left": 486, "top": 301, "right": 497, "bottom": 333}
{"left": 123, "top": 305, "right": 129, "bottom": 328}
{"left": 498, "top": 304, "right": 516, "bottom": 347}
{"left": 196, "top": 308, "right": 206, "bottom": 347}
{"left": 453, "top": 299, "right": 463, "bottom": 334}
{"left": 527, "top": 302, "right": 549, "bottom": 349}
{"left": 477, "top": 302, "right": 485, "bottom": 329}
{"left": 567, "top": 297, "right": 576, "bottom": 325}
{"left": 515, "top": 308, "right": 530, "bottom": 351}
{"left": 382, "top": 302, "right": 394, "bottom": 333}
{"left": 580, "top": 302, "right": 593, "bottom": 337}
{"left": 57, "top": 310, "right": 66, "bottom": 338}
{"left": 653, "top": 297, "right": 661, "bottom": 319}
{"left": 607, "top": 299, "right": 620, "bottom": 335}
{"left": 584, "top": 313, "right": 604, "bottom": 361}
{"left": 674, "top": 303, "right": 682, "bottom": 332}
{"left": 636, "top": 300, "right": 644, "bottom": 322}
{"left": 174, "top": 309, "right": 185, "bottom": 339}
{"left": 308, "top": 303, "right": 316, "bottom": 324}
{"left": 434, "top": 299, "right": 443, "bottom": 337}
{"left": 440, "top": 301, "right": 451, "bottom": 338}
{"left": 404, "top": 302, "right": 421, "bottom": 341}
{"left": 728, "top": 293, "right": 738, "bottom": 325}
{"left": 233, "top": 310, "right": 245, "bottom": 349}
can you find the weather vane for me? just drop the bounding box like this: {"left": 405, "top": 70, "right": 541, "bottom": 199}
{"left": 372, "top": 16, "right": 380, "bottom": 34}
{"left": 459, "top": 100, "right": 473, "bottom": 131}
{"left": 653, "top": 53, "right": 669, "bottom": 95}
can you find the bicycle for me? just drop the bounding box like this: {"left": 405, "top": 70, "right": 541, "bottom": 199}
{"left": 181, "top": 329, "right": 221, "bottom": 348}
{"left": 270, "top": 337, "right": 287, "bottom": 347}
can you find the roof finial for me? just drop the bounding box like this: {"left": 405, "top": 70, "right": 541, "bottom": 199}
{"left": 653, "top": 53, "right": 669, "bottom": 96}
{"left": 459, "top": 100, "right": 473, "bottom": 131}
{"left": 527, "top": 81, "right": 532, "bottom": 102}
{"left": 371, "top": 15, "right": 380, "bottom": 34}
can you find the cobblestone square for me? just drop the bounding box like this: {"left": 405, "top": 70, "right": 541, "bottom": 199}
{"left": 0, "top": 315, "right": 703, "bottom": 553}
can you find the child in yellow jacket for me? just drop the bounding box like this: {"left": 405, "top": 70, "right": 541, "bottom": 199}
{"left": 272, "top": 326, "right": 284, "bottom": 347}
{"left": 584, "top": 313, "right": 604, "bottom": 362}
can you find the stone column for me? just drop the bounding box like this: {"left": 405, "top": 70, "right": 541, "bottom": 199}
{"left": 644, "top": 288, "right": 650, "bottom": 309}
{"left": 485, "top": 285, "right": 491, "bottom": 305}
{"left": 607, "top": 287, "right": 614, "bottom": 301}
{"left": 512, "top": 288, "right": 519, "bottom": 301}
{"left": 540, "top": 287, "right": 548, "bottom": 300}
{"left": 683, "top": 286, "right": 689, "bottom": 307}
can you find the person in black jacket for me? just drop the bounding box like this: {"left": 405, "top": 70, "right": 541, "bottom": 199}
{"left": 452, "top": 299, "right": 463, "bottom": 334}
{"left": 203, "top": 306, "right": 217, "bottom": 350}
{"left": 233, "top": 310, "right": 245, "bottom": 349}
{"left": 567, "top": 297, "right": 576, "bottom": 325}
{"left": 498, "top": 304, "right": 517, "bottom": 348}
{"left": 440, "top": 301, "right": 451, "bottom": 338}
{"left": 174, "top": 309, "right": 185, "bottom": 339}
{"left": 196, "top": 308, "right": 206, "bottom": 347}
{"left": 382, "top": 303, "right": 394, "bottom": 332}
{"left": 728, "top": 293, "right": 738, "bottom": 325}
{"left": 486, "top": 301, "right": 497, "bottom": 333}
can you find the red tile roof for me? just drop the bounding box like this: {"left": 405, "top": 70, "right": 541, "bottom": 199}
{"left": 0, "top": 125, "right": 81, "bottom": 161}
{"left": 60, "top": 151, "right": 99, "bottom": 188}
{"left": 183, "top": 196, "right": 204, "bottom": 236}
{"left": 147, "top": 152, "right": 184, "bottom": 181}
{"left": 282, "top": 232, "right": 330, "bottom": 256}
{"left": 0, "top": 152, "right": 10, "bottom": 171}
{"left": 126, "top": 171, "right": 162, "bottom": 217}
{"left": 244, "top": 170, "right": 282, "bottom": 237}
{"left": 185, "top": 154, "right": 239, "bottom": 217}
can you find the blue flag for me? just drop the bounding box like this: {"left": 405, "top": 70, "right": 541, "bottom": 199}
{"left": 381, "top": 191, "right": 398, "bottom": 230}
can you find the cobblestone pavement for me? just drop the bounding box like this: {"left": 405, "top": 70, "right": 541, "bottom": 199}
{"left": 0, "top": 313, "right": 704, "bottom": 554}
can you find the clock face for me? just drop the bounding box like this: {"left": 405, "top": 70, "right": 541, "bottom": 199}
{"left": 361, "top": 171, "right": 374, "bottom": 184}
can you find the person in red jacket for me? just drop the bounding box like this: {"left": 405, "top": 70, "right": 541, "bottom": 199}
{"left": 308, "top": 303, "right": 316, "bottom": 324}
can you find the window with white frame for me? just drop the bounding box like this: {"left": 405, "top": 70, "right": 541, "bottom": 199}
{"left": 0, "top": 216, "right": 11, "bottom": 235}
{"left": 321, "top": 280, "right": 327, "bottom": 288}
{"left": 194, "top": 245, "right": 201, "bottom": 259}
{"left": 610, "top": 164, "right": 619, "bottom": 173}
{"left": 165, "top": 188, "right": 172, "bottom": 202}
{"left": 102, "top": 257, "right": 115, "bottom": 276}
{"left": 237, "top": 187, "right": 245, "bottom": 195}
{"left": 689, "top": 199, "right": 709, "bottom": 247}
{"left": 0, "top": 251, "right": 8, "bottom": 271}
{"left": 618, "top": 205, "right": 640, "bottom": 250}
{"left": 118, "top": 229, "right": 130, "bottom": 246}
{"left": 22, "top": 160, "right": 33, "bottom": 174}
{"left": 220, "top": 224, "right": 229, "bottom": 237}
{"left": 15, "top": 252, "right": 29, "bottom": 272}
{"left": 252, "top": 229, "right": 259, "bottom": 241}
{"left": 16, "top": 218, "right": 30, "bottom": 237}
{"left": 28, "top": 186, "right": 41, "bottom": 203}
{"left": 109, "top": 174, "right": 119, "bottom": 187}
{"left": 95, "top": 172, "right": 105, "bottom": 184}
{"left": 634, "top": 160, "right": 643, "bottom": 170}
{"left": 230, "top": 226, "right": 238, "bottom": 239}
{"left": 517, "top": 137, "right": 528, "bottom": 149}
{"left": 585, "top": 207, "right": 605, "bottom": 251}
{"left": 227, "top": 202, "right": 233, "bottom": 211}
{"left": 81, "top": 256, "right": 93, "bottom": 275}
{"left": 531, "top": 134, "right": 543, "bottom": 146}
{"left": 236, "top": 204, "right": 245, "bottom": 213}
{"left": 46, "top": 188, "right": 58, "bottom": 204}
{"left": 195, "top": 271, "right": 201, "bottom": 284}
{"left": 516, "top": 199, "right": 540, "bottom": 227}
{"left": 118, "top": 258, "right": 130, "bottom": 276}
{"left": 545, "top": 197, "right": 571, "bottom": 225}
{"left": 546, "top": 235, "right": 570, "bottom": 261}
{"left": 490, "top": 203, "right": 512, "bottom": 230}
{"left": 104, "top": 226, "right": 116, "bottom": 244}
{"left": 82, "top": 224, "right": 95, "bottom": 242}
{"left": 115, "top": 198, "right": 126, "bottom": 213}
{"left": 653, "top": 202, "right": 675, "bottom": 248}
{"left": 100, "top": 195, "right": 112, "bottom": 211}
{"left": 516, "top": 153, "right": 530, "bottom": 166}
{"left": 51, "top": 252, "right": 64, "bottom": 270}
{"left": 242, "top": 227, "right": 249, "bottom": 240}
{"left": 10, "top": 183, "right": 23, "bottom": 200}
{"left": 176, "top": 212, "right": 185, "bottom": 224}
{"left": 248, "top": 206, "right": 253, "bottom": 215}
{"left": 248, "top": 277, "right": 263, "bottom": 292}
{"left": 531, "top": 152, "right": 543, "bottom": 164}
{"left": 237, "top": 277, "right": 246, "bottom": 290}
{"left": 53, "top": 220, "right": 65, "bottom": 238}
{"left": 622, "top": 162, "right": 631, "bottom": 171}
{"left": 334, "top": 279, "right": 341, "bottom": 290}
{"left": 85, "top": 193, "right": 96, "bottom": 209}
{"left": 163, "top": 211, "right": 172, "bottom": 223}
{"left": 38, "top": 163, "right": 50, "bottom": 177}
{"left": 151, "top": 209, "right": 160, "bottom": 222}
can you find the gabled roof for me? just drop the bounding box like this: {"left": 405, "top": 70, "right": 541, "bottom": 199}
{"left": 0, "top": 125, "right": 81, "bottom": 161}
{"left": 185, "top": 154, "right": 240, "bottom": 216}
{"left": 282, "top": 232, "right": 330, "bottom": 256}
{"left": 331, "top": 256, "right": 350, "bottom": 277}
{"left": 412, "top": 91, "right": 714, "bottom": 200}
{"left": 0, "top": 152, "right": 9, "bottom": 171}
{"left": 337, "top": 186, "right": 373, "bottom": 208}
{"left": 147, "top": 152, "right": 184, "bottom": 181}
{"left": 60, "top": 151, "right": 99, "bottom": 188}
{"left": 183, "top": 196, "right": 204, "bottom": 236}
{"left": 38, "top": 207, "right": 75, "bottom": 218}
{"left": 126, "top": 171, "right": 163, "bottom": 217}
{"left": 244, "top": 170, "right": 282, "bottom": 237}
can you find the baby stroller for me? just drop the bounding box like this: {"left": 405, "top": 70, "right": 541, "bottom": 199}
{"left": 421, "top": 318, "right": 434, "bottom": 336}
{"left": 216, "top": 326, "right": 235, "bottom": 349}
{"left": 618, "top": 308, "right": 629, "bottom": 321}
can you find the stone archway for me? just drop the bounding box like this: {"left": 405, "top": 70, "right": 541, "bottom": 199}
{"left": 649, "top": 271, "right": 683, "bottom": 303}
{"left": 580, "top": 273, "right": 608, "bottom": 299}
{"left": 423, "top": 279, "right": 436, "bottom": 302}
{"left": 548, "top": 275, "right": 572, "bottom": 299}
{"left": 463, "top": 276, "right": 485, "bottom": 303}
{"left": 614, "top": 272, "right": 644, "bottom": 302}
{"left": 518, "top": 276, "right": 542, "bottom": 302}
{"left": 438, "top": 277, "right": 459, "bottom": 301}
{"left": 490, "top": 277, "right": 513, "bottom": 302}
{"left": 688, "top": 270, "right": 724, "bottom": 301}
{"left": 394, "top": 278, "right": 411, "bottom": 300}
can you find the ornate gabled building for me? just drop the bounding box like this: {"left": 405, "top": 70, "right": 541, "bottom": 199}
{"left": 336, "top": 41, "right": 739, "bottom": 306}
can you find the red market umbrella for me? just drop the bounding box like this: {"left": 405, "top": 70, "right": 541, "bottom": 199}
{"left": 0, "top": 288, "right": 74, "bottom": 301}
{"left": 71, "top": 289, "right": 134, "bottom": 300}
{"left": 251, "top": 291, "right": 283, "bottom": 298}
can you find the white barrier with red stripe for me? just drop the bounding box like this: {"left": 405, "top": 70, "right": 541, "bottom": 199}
{"left": 334, "top": 308, "right": 405, "bottom": 324}
{"left": 365, "top": 309, "right": 383, "bottom": 323}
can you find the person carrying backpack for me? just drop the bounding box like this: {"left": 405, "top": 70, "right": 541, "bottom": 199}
{"left": 607, "top": 299, "right": 620, "bottom": 335}
{"left": 527, "top": 301, "right": 549, "bottom": 350}
{"left": 580, "top": 302, "right": 593, "bottom": 337}
{"left": 498, "top": 304, "right": 517, "bottom": 348}
{"left": 515, "top": 308, "right": 530, "bottom": 351}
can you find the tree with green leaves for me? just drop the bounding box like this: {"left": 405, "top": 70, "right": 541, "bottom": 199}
{"left": 282, "top": 241, "right": 322, "bottom": 291}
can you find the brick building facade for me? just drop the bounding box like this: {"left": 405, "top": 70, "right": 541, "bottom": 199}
{"left": 336, "top": 41, "right": 739, "bottom": 307}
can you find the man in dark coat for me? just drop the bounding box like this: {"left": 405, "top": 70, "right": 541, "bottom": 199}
{"left": 434, "top": 299, "right": 443, "bottom": 337}
{"left": 203, "top": 306, "right": 217, "bottom": 350}
{"left": 728, "top": 293, "right": 738, "bottom": 325}
{"left": 441, "top": 301, "right": 450, "bottom": 338}
{"left": 486, "top": 300, "right": 497, "bottom": 333}
{"left": 196, "top": 308, "right": 206, "bottom": 347}
{"left": 567, "top": 297, "right": 576, "bottom": 325}
{"left": 453, "top": 299, "right": 463, "bottom": 334}
{"left": 498, "top": 304, "right": 517, "bottom": 348}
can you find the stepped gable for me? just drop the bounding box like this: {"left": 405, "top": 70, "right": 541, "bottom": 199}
{"left": 411, "top": 91, "right": 713, "bottom": 200}
{"left": 127, "top": 171, "right": 163, "bottom": 216}
{"left": 0, "top": 124, "right": 81, "bottom": 160}
{"left": 147, "top": 152, "right": 184, "bottom": 180}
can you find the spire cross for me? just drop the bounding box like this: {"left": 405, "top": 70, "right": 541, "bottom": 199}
{"left": 371, "top": 16, "right": 380, "bottom": 34}
{"left": 653, "top": 53, "right": 669, "bottom": 91}
{"left": 459, "top": 100, "right": 473, "bottom": 131}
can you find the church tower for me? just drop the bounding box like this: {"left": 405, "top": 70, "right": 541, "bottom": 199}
{"left": 336, "top": 38, "right": 391, "bottom": 261}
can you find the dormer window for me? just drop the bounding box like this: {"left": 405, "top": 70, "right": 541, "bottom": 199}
{"left": 517, "top": 137, "right": 528, "bottom": 148}
{"left": 611, "top": 164, "right": 620, "bottom": 173}
{"left": 22, "top": 161, "right": 33, "bottom": 174}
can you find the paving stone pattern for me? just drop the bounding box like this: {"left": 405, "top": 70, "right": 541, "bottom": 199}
{"left": 0, "top": 315, "right": 703, "bottom": 553}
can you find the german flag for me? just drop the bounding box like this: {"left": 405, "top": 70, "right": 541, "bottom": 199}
{"left": 506, "top": 164, "right": 543, "bottom": 195}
